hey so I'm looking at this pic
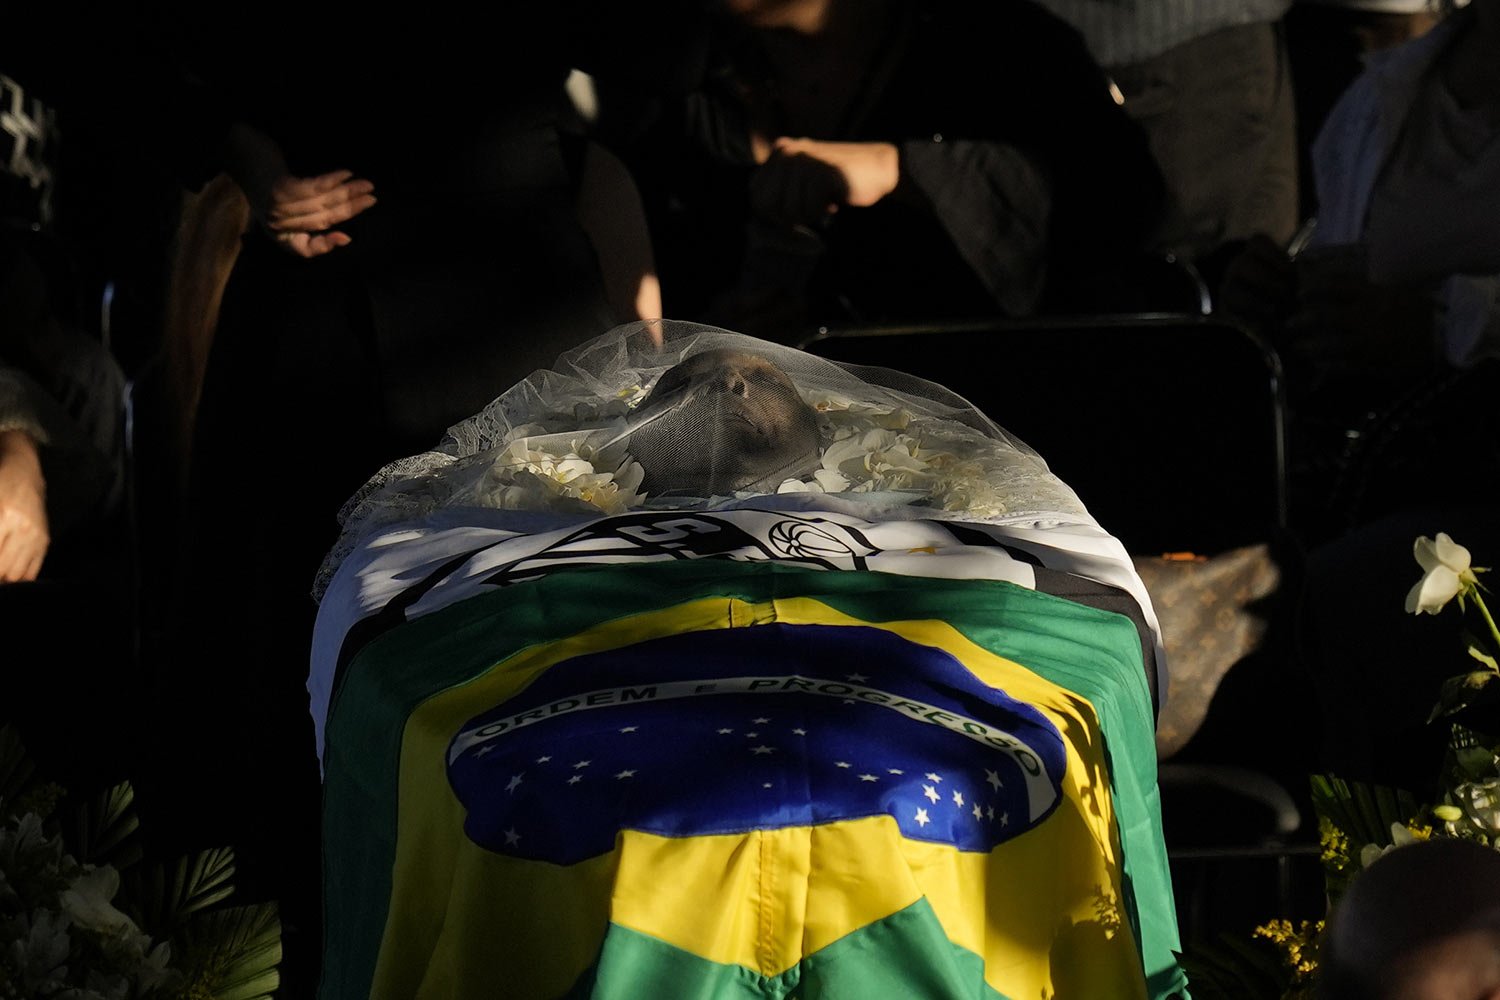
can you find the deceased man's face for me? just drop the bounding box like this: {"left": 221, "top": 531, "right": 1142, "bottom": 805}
{"left": 630, "top": 349, "right": 821, "bottom": 495}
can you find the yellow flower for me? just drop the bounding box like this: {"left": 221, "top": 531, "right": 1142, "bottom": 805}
{"left": 1319, "top": 815, "right": 1351, "bottom": 871}
{"left": 1254, "top": 919, "right": 1324, "bottom": 983}
{"left": 1406, "top": 533, "right": 1481, "bottom": 615}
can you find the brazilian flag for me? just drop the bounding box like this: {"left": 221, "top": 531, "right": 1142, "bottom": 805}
{"left": 322, "top": 560, "right": 1184, "bottom": 999}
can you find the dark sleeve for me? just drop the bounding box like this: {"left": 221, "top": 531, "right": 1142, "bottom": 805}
{"left": 993, "top": 3, "right": 1166, "bottom": 268}
{"left": 886, "top": 1, "right": 1165, "bottom": 299}
{"left": 0, "top": 362, "right": 122, "bottom": 534}
{"left": 0, "top": 235, "right": 125, "bottom": 520}
{"left": 896, "top": 137, "right": 1053, "bottom": 316}
{"left": 0, "top": 367, "right": 48, "bottom": 443}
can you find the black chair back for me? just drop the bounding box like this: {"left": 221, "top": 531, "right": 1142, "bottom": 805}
{"left": 800, "top": 314, "right": 1287, "bottom": 555}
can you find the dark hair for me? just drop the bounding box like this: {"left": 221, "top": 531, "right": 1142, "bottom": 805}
{"left": 1320, "top": 839, "right": 1500, "bottom": 1000}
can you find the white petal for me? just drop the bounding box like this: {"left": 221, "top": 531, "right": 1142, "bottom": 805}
{"left": 554, "top": 458, "right": 594, "bottom": 482}
{"left": 1414, "top": 535, "right": 1443, "bottom": 573}
{"left": 1433, "top": 532, "right": 1472, "bottom": 573}
{"left": 613, "top": 459, "right": 645, "bottom": 496}
{"left": 1409, "top": 565, "right": 1463, "bottom": 614}
{"left": 1405, "top": 578, "right": 1425, "bottom": 614}
{"left": 59, "top": 865, "right": 134, "bottom": 934}
{"left": 872, "top": 446, "right": 927, "bottom": 474}
{"left": 820, "top": 437, "right": 868, "bottom": 473}
{"left": 812, "top": 468, "right": 850, "bottom": 492}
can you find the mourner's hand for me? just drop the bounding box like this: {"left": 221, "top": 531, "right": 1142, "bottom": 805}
{"left": 0, "top": 430, "right": 50, "bottom": 583}
{"left": 772, "top": 138, "right": 900, "bottom": 208}
{"left": 750, "top": 139, "right": 899, "bottom": 229}
{"left": 262, "top": 170, "right": 377, "bottom": 257}
{"left": 224, "top": 122, "right": 376, "bottom": 259}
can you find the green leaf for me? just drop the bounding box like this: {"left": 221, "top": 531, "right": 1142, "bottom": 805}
{"left": 1309, "top": 774, "right": 1420, "bottom": 847}
{"left": 1429, "top": 672, "right": 1496, "bottom": 723}
{"left": 1352, "top": 782, "right": 1383, "bottom": 841}
{"left": 72, "top": 781, "right": 142, "bottom": 869}
{"left": 174, "top": 902, "right": 282, "bottom": 1000}
{"left": 1453, "top": 745, "right": 1498, "bottom": 782}
{"left": 172, "top": 847, "right": 238, "bottom": 924}
{"left": 137, "top": 846, "right": 238, "bottom": 936}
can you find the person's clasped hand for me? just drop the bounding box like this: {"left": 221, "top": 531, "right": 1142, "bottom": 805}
{"left": 0, "top": 430, "right": 49, "bottom": 583}
{"left": 224, "top": 122, "right": 377, "bottom": 258}
{"left": 750, "top": 137, "right": 900, "bottom": 230}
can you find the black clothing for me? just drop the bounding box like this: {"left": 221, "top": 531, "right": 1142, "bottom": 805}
{"left": 144, "top": 11, "right": 673, "bottom": 991}
{"left": 621, "top": 0, "right": 1165, "bottom": 336}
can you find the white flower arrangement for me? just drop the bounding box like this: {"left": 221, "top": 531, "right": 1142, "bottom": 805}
{"left": 778, "top": 395, "right": 1029, "bottom": 518}
{"left": 473, "top": 389, "right": 1034, "bottom": 520}
{"left": 0, "top": 728, "right": 283, "bottom": 1000}
{"left": 0, "top": 812, "right": 175, "bottom": 999}
{"left": 474, "top": 430, "right": 647, "bottom": 516}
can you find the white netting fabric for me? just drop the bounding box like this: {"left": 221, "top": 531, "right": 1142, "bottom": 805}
{"left": 313, "top": 320, "right": 1091, "bottom": 600}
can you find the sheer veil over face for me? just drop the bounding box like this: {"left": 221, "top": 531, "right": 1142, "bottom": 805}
{"left": 628, "top": 349, "right": 822, "bottom": 495}
{"left": 316, "top": 321, "right": 1092, "bottom": 599}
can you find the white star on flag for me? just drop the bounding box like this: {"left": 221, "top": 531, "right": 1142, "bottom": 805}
{"left": 619, "top": 726, "right": 638, "bottom": 733}
{"left": 745, "top": 732, "right": 759, "bottom": 738}
{"left": 505, "top": 774, "right": 524, "bottom": 793}
{"left": 835, "top": 761, "right": 852, "bottom": 769}
{"left": 888, "top": 768, "right": 904, "bottom": 775}
{"left": 615, "top": 769, "right": 636, "bottom": 779}
{"left": 915, "top": 808, "right": 930, "bottom": 828}
{"left": 763, "top": 782, "right": 773, "bottom": 789}
{"left": 923, "top": 785, "right": 940, "bottom": 803}
{"left": 985, "top": 769, "right": 1003, "bottom": 791}
{"left": 573, "top": 760, "right": 591, "bottom": 769}
{"left": 926, "top": 772, "right": 943, "bottom": 783}
{"left": 858, "top": 774, "right": 879, "bottom": 782}
{"left": 972, "top": 804, "right": 983, "bottom": 821}
{"left": 986, "top": 805, "right": 995, "bottom": 820}
{"left": 752, "top": 717, "right": 771, "bottom": 724}
{"left": 792, "top": 728, "right": 807, "bottom": 736}
{"left": 847, "top": 673, "right": 868, "bottom": 682}
{"left": 752, "top": 745, "right": 776, "bottom": 755}
{"left": 718, "top": 728, "right": 733, "bottom": 735}
{"left": 568, "top": 775, "right": 583, "bottom": 785}
{"left": 952, "top": 790, "right": 964, "bottom": 807}
{"left": 537, "top": 755, "right": 552, "bottom": 763}
{"left": 1001, "top": 812, "right": 1010, "bottom": 827}
{"left": 504, "top": 828, "right": 520, "bottom": 846}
